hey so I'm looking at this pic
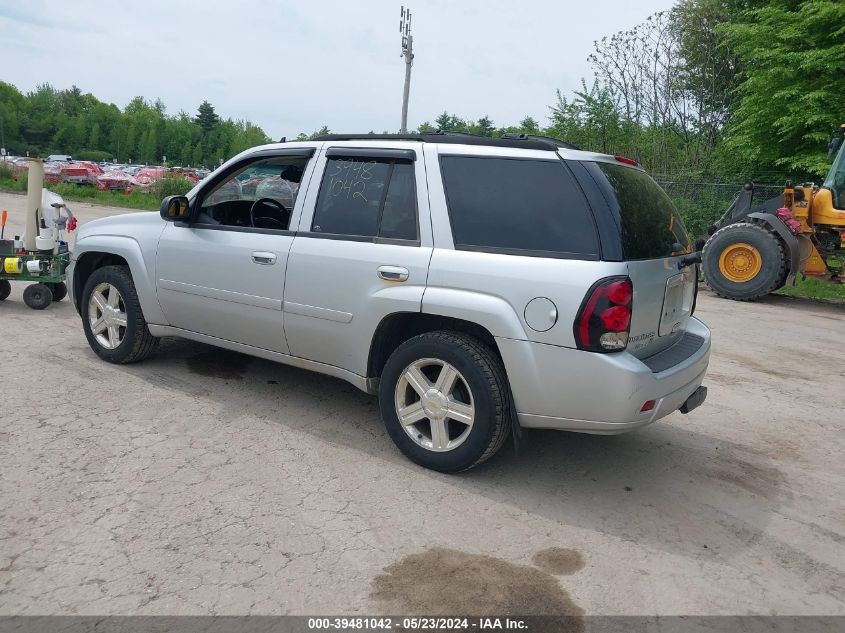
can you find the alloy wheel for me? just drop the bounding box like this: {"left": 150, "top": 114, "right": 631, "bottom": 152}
{"left": 88, "top": 282, "right": 127, "bottom": 349}
{"left": 394, "top": 358, "right": 475, "bottom": 452}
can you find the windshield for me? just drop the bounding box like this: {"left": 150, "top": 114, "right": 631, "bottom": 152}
{"left": 582, "top": 161, "right": 691, "bottom": 260}
{"left": 823, "top": 139, "right": 845, "bottom": 209}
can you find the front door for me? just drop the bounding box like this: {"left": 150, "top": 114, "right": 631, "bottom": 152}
{"left": 283, "top": 145, "right": 432, "bottom": 375}
{"left": 155, "top": 151, "right": 316, "bottom": 353}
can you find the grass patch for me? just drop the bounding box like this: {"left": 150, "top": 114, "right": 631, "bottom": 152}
{"left": 775, "top": 275, "right": 845, "bottom": 302}
{"left": 0, "top": 162, "right": 17, "bottom": 181}
{"left": 50, "top": 183, "right": 159, "bottom": 211}
{"left": 0, "top": 176, "right": 26, "bottom": 193}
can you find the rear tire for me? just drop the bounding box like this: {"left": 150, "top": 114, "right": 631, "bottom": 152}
{"left": 0, "top": 280, "right": 10, "bottom": 301}
{"left": 379, "top": 331, "right": 512, "bottom": 473}
{"left": 702, "top": 222, "right": 787, "bottom": 301}
{"left": 81, "top": 265, "right": 159, "bottom": 364}
{"left": 23, "top": 283, "right": 53, "bottom": 309}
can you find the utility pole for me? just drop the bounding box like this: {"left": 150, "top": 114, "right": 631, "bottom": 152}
{"left": 399, "top": 6, "right": 414, "bottom": 134}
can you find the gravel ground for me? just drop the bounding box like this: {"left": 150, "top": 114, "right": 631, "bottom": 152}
{"left": 1, "top": 191, "right": 844, "bottom": 617}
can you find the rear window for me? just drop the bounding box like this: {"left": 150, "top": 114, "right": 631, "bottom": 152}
{"left": 440, "top": 156, "right": 599, "bottom": 258}
{"left": 584, "top": 161, "right": 691, "bottom": 260}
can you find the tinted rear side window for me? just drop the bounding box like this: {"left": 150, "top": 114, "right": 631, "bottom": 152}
{"left": 440, "top": 156, "right": 599, "bottom": 258}
{"left": 583, "top": 161, "right": 691, "bottom": 260}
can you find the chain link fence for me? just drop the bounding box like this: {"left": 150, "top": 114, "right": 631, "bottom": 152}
{"left": 653, "top": 172, "right": 786, "bottom": 238}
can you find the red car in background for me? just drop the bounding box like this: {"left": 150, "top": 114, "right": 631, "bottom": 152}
{"left": 96, "top": 169, "right": 135, "bottom": 191}
{"left": 128, "top": 167, "right": 166, "bottom": 192}
{"left": 43, "top": 162, "right": 63, "bottom": 184}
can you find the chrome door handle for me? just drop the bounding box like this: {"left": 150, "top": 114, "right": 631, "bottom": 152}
{"left": 377, "top": 265, "right": 409, "bottom": 282}
{"left": 251, "top": 251, "right": 277, "bottom": 265}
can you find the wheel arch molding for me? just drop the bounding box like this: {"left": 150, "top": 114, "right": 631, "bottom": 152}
{"left": 366, "top": 311, "right": 505, "bottom": 382}
{"left": 72, "top": 237, "right": 166, "bottom": 324}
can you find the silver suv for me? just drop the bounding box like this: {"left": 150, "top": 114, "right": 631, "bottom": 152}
{"left": 68, "top": 133, "right": 710, "bottom": 472}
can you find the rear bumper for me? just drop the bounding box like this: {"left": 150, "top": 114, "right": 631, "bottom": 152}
{"left": 517, "top": 369, "right": 707, "bottom": 434}
{"left": 497, "top": 317, "right": 711, "bottom": 433}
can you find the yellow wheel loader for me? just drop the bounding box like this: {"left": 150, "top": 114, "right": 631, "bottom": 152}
{"left": 701, "top": 125, "right": 845, "bottom": 300}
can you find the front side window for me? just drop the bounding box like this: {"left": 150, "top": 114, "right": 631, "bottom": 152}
{"left": 199, "top": 157, "right": 309, "bottom": 229}
{"left": 440, "top": 156, "right": 599, "bottom": 258}
{"left": 311, "top": 157, "right": 418, "bottom": 240}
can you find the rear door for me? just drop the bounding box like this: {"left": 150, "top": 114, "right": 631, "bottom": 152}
{"left": 576, "top": 159, "right": 695, "bottom": 358}
{"left": 283, "top": 144, "right": 432, "bottom": 375}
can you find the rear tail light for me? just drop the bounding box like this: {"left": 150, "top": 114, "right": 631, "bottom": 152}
{"left": 574, "top": 277, "right": 633, "bottom": 352}
{"left": 600, "top": 305, "right": 631, "bottom": 331}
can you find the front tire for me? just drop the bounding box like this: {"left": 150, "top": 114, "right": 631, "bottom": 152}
{"left": 379, "top": 331, "right": 512, "bottom": 472}
{"left": 81, "top": 265, "right": 158, "bottom": 363}
{"left": 0, "top": 280, "right": 10, "bottom": 301}
{"left": 702, "top": 222, "right": 788, "bottom": 301}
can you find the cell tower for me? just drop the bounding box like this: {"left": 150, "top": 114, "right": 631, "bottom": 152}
{"left": 399, "top": 6, "right": 414, "bottom": 134}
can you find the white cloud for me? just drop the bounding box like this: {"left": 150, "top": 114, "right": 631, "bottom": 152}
{"left": 1, "top": 0, "right": 675, "bottom": 138}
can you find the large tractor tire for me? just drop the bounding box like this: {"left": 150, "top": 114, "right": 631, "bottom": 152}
{"left": 702, "top": 222, "right": 788, "bottom": 301}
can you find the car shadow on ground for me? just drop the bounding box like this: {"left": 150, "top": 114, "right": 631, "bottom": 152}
{"left": 124, "top": 336, "right": 786, "bottom": 562}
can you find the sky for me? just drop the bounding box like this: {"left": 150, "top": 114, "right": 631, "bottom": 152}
{"left": 1, "top": 0, "right": 674, "bottom": 140}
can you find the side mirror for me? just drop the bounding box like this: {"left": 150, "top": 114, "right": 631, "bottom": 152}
{"left": 160, "top": 195, "right": 191, "bottom": 222}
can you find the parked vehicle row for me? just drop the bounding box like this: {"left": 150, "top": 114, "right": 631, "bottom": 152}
{"left": 4, "top": 156, "right": 208, "bottom": 192}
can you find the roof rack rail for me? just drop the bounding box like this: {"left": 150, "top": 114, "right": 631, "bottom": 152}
{"left": 499, "top": 133, "right": 580, "bottom": 150}
{"left": 311, "top": 132, "right": 565, "bottom": 152}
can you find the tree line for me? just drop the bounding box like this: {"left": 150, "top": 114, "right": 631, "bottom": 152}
{"left": 1, "top": 0, "right": 842, "bottom": 183}
{"left": 0, "top": 84, "right": 270, "bottom": 168}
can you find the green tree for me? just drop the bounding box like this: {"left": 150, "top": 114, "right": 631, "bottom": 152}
{"left": 123, "top": 125, "right": 137, "bottom": 163}
{"left": 548, "top": 82, "right": 628, "bottom": 157}
{"left": 469, "top": 115, "right": 495, "bottom": 137}
{"left": 141, "top": 128, "right": 157, "bottom": 164}
{"left": 0, "top": 81, "right": 270, "bottom": 162}
{"left": 310, "top": 126, "right": 331, "bottom": 139}
{"left": 181, "top": 139, "right": 194, "bottom": 165}
{"left": 0, "top": 82, "right": 25, "bottom": 152}
{"left": 671, "top": 0, "right": 740, "bottom": 165}
{"left": 719, "top": 0, "right": 845, "bottom": 176}
{"left": 519, "top": 116, "right": 540, "bottom": 135}
{"left": 88, "top": 122, "right": 100, "bottom": 151}
{"left": 191, "top": 142, "right": 205, "bottom": 167}
{"left": 194, "top": 100, "right": 219, "bottom": 134}
{"left": 434, "top": 112, "right": 467, "bottom": 132}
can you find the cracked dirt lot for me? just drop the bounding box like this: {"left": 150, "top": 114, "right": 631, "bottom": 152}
{"left": 1, "top": 192, "right": 844, "bottom": 616}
